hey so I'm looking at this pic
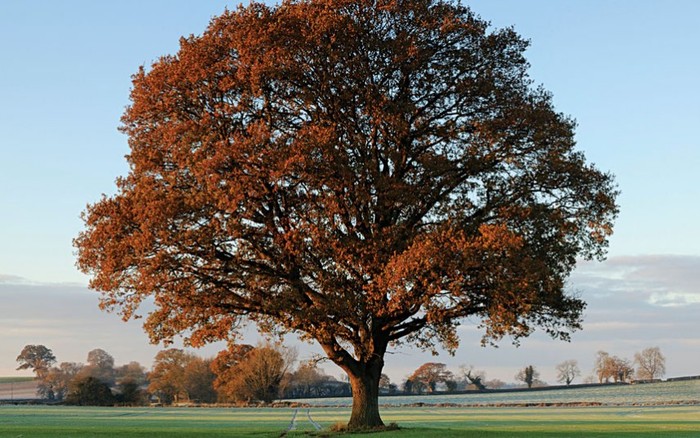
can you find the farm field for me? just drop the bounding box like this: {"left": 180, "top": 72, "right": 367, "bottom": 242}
{"left": 1, "top": 405, "right": 700, "bottom": 437}
{"left": 0, "top": 377, "right": 34, "bottom": 384}
{"left": 0, "top": 378, "right": 38, "bottom": 400}
{"left": 288, "top": 379, "right": 700, "bottom": 407}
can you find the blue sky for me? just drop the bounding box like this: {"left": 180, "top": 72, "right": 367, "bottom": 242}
{"left": 1, "top": 1, "right": 699, "bottom": 385}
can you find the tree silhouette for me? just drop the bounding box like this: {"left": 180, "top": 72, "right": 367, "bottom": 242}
{"left": 516, "top": 365, "right": 540, "bottom": 388}
{"left": 212, "top": 342, "right": 295, "bottom": 403}
{"left": 83, "top": 348, "right": 116, "bottom": 385}
{"left": 555, "top": 360, "right": 580, "bottom": 386}
{"left": 147, "top": 349, "right": 193, "bottom": 404}
{"left": 16, "top": 345, "right": 56, "bottom": 379}
{"left": 634, "top": 347, "right": 666, "bottom": 381}
{"left": 408, "top": 363, "right": 453, "bottom": 393}
{"left": 65, "top": 376, "right": 116, "bottom": 406}
{"left": 75, "top": 0, "right": 618, "bottom": 428}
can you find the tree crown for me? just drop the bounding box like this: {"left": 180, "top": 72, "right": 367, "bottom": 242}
{"left": 75, "top": 0, "right": 618, "bottom": 377}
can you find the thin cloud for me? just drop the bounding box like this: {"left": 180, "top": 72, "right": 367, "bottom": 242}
{"left": 581, "top": 321, "right": 644, "bottom": 332}
{"left": 0, "top": 274, "right": 30, "bottom": 284}
{"left": 573, "top": 255, "right": 700, "bottom": 308}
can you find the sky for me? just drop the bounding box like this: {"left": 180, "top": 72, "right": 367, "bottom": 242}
{"left": 1, "top": 0, "right": 699, "bottom": 386}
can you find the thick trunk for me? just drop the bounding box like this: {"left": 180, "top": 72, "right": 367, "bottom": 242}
{"left": 316, "top": 333, "right": 388, "bottom": 430}
{"left": 347, "top": 359, "right": 384, "bottom": 429}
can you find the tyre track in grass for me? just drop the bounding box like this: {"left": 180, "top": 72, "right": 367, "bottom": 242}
{"left": 306, "top": 409, "right": 322, "bottom": 430}
{"left": 280, "top": 408, "right": 322, "bottom": 436}
{"left": 282, "top": 408, "right": 299, "bottom": 435}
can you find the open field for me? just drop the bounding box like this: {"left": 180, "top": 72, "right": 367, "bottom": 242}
{"left": 289, "top": 379, "right": 700, "bottom": 407}
{"left": 0, "top": 377, "right": 33, "bottom": 384}
{"left": 1, "top": 405, "right": 700, "bottom": 437}
{"left": 0, "top": 379, "right": 37, "bottom": 400}
{"left": 4, "top": 379, "right": 698, "bottom": 407}
{"left": 1, "top": 380, "right": 699, "bottom": 436}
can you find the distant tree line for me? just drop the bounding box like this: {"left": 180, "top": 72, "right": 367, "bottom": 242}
{"left": 594, "top": 347, "right": 666, "bottom": 384}
{"left": 15, "top": 344, "right": 147, "bottom": 405}
{"left": 400, "top": 346, "right": 667, "bottom": 394}
{"left": 15, "top": 342, "right": 356, "bottom": 406}
{"left": 401, "top": 363, "right": 506, "bottom": 394}
{"left": 16, "top": 344, "right": 667, "bottom": 405}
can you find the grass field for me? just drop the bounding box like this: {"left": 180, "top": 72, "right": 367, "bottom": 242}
{"left": 0, "top": 377, "right": 33, "bottom": 384}
{"left": 292, "top": 380, "right": 700, "bottom": 407}
{"left": 1, "top": 405, "right": 700, "bottom": 437}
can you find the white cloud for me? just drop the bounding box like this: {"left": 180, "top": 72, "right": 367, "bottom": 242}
{"left": 581, "top": 321, "right": 644, "bottom": 332}
{"left": 0, "top": 274, "right": 31, "bottom": 284}
{"left": 573, "top": 255, "right": 700, "bottom": 308}
{"left": 648, "top": 292, "right": 700, "bottom": 307}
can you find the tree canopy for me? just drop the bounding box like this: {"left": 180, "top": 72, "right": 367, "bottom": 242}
{"left": 16, "top": 345, "right": 56, "bottom": 378}
{"left": 147, "top": 349, "right": 194, "bottom": 404}
{"left": 634, "top": 347, "right": 666, "bottom": 381}
{"left": 407, "top": 362, "right": 453, "bottom": 393}
{"left": 555, "top": 359, "right": 580, "bottom": 386}
{"left": 212, "top": 342, "right": 295, "bottom": 403}
{"left": 75, "top": 0, "right": 618, "bottom": 428}
{"left": 515, "top": 365, "right": 540, "bottom": 388}
{"left": 595, "top": 351, "right": 634, "bottom": 383}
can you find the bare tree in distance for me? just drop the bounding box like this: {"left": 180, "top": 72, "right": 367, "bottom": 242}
{"left": 634, "top": 347, "right": 666, "bottom": 381}
{"left": 459, "top": 365, "right": 487, "bottom": 391}
{"left": 556, "top": 359, "right": 581, "bottom": 386}
{"left": 595, "top": 351, "right": 634, "bottom": 383}
{"left": 515, "top": 365, "right": 540, "bottom": 388}
{"left": 485, "top": 378, "right": 506, "bottom": 389}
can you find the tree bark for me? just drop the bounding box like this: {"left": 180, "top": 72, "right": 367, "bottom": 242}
{"left": 347, "top": 359, "right": 384, "bottom": 429}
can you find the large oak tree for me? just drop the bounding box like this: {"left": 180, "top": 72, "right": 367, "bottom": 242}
{"left": 75, "top": 0, "right": 618, "bottom": 428}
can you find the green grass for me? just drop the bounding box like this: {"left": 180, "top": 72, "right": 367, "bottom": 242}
{"left": 335, "top": 406, "right": 700, "bottom": 437}
{"left": 1, "top": 405, "right": 699, "bottom": 437}
{"left": 0, "top": 406, "right": 288, "bottom": 437}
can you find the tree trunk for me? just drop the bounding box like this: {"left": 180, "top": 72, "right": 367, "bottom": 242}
{"left": 346, "top": 359, "right": 384, "bottom": 429}
{"left": 317, "top": 335, "right": 388, "bottom": 430}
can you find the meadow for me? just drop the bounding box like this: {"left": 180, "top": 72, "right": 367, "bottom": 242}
{"left": 290, "top": 379, "right": 700, "bottom": 407}
{"left": 1, "top": 381, "right": 699, "bottom": 437}
{"left": 1, "top": 404, "right": 700, "bottom": 437}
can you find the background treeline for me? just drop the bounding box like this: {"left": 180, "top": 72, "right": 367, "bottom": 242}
{"left": 15, "top": 343, "right": 356, "bottom": 406}
{"left": 15, "top": 344, "right": 666, "bottom": 405}
{"left": 400, "top": 347, "right": 667, "bottom": 394}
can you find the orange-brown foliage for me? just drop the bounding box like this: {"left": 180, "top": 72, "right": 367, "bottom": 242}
{"left": 75, "top": 0, "right": 617, "bottom": 428}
